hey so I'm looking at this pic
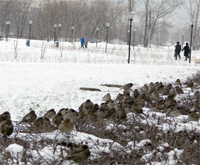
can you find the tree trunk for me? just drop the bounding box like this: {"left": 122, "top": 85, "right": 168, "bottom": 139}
{"left": 143, "top": 0, "right": 149, "bottom": 47}
{"left": 193, "top": 0, "right": 200, "bottom": 50}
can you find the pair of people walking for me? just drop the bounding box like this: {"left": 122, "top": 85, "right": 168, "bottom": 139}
{"left": 174, "top": 42, "right": 190, "bottom": 61}
{"left": 81, "top": 36, "right": 88, "bottom": 49}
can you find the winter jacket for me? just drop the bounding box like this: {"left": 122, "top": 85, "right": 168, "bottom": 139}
{"left": 175, "top": 44, "right": 181, "bottom": 53}
{"left": 81, "top": 38, "right": 85, "bottom": 46}
{"left": 182, "top": 45, "right": 190, "bottom": 55}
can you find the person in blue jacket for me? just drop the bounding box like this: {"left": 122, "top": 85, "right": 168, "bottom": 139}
{"left": 81, "top": 36, "right": 85, "bottom": 48}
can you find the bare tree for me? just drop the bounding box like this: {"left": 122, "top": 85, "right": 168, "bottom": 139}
{"left": 0, "top": 0, "right": 132, "bottom": 43}
{"left": 185, "top": 0, "right": 200, "bottom": 49}
{"left": 129, "top": 0, "right": 135, "bottom": 13}
{"left": 140, "top": 0, "right": 183, "bottom": 46}
{"left": 143, "top": 0, "right": 149, "bottom": 47}
{"left": 0, "top": 0, "right": 13, "bottom": 32}
{"left": 0, "top": 0, "right": 183, "bottom": 46}
{"left": 11, "top": 0, "right": 32, "bottom": 38}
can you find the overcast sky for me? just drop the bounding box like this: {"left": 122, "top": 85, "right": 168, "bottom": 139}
{"left": 174, "top": 4, "right": 190, "bottom": 24}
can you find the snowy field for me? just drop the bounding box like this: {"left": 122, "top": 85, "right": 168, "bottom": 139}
{"left": 0, "top": 39, "right": 200, "bottom": 119}
{"left": 0, "top": 39, "right": 200, "bottom": 164}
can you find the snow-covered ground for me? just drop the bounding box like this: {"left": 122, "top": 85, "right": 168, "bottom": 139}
{"left": 0, "top": 39, "right": 199, "bottom": 164}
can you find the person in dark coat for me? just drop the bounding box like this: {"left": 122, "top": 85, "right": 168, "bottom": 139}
{"left": 174, "top": 42, "right": 181, "bottom": 60}
{"left": 81, "top": 36, "right": 85, "bottom": 48}
{"left": 182, "top": 43, "right": 190, "bottom": 61}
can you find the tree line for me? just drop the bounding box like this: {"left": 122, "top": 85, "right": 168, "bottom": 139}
{"left": 1, "top": 0, "right": 199, "bottom": 48}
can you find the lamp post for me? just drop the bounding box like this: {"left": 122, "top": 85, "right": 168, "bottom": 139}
{"left": 96, "top": 28, "right": 99, "bottom": 48}
{"left": 58, "top": 24, "right": 61, "bottom": 41}
{"left": 28, "top": 20, "right": 32, "bottom": 46}
{"left": 189, "top": 22, "right": 194, "bottom": 63}
{"left": 105, "top": 23, "right": 110, "bottom": 52}
{"left": 71, "top": 26, "right": 74, "bottom": 43}
{"left": 128, "top": 15, "right": 133, "bottom": 64}
{"left": 54, "top": 24, "right": 57, "bottom": 42}
{"left": 6, "top": 21, "right": 10, "bottom": 42}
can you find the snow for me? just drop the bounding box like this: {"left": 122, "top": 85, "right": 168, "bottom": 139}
{"left": 6, "top": 143, "right": 24, "bottom": 154}
{"left": 166, "top": 149, "right": 184, "bottom": 165}
{"left": 127, "top": 139, "right": 152, "bottom": 150}
{"left": 0, "top": 61, "right": 199, "bottom": 121}
{"left": 0, "top": 38, "right": 200, "bottom": 164}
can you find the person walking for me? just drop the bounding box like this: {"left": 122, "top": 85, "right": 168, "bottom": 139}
{"left": 85, "top": 39, "right": 88, "bottom": 48}
{"left": 81, "top": 36, "right": 85, "bottom": 48}
{"left": 182, "top": 43, "right": 190, "bottom": 61}
{"left": 174, "top": 42, "right": 181, "bottom": 60}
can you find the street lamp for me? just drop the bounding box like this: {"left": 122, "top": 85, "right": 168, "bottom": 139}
{"left": 54, "top": 24, "right": 57, "bottom": 42}
{"left": 28, "top": 20, "right": 32, "bottom": 46}
{"left": 6, "top": 21, "right": 10, "bottom": 42}
{"left": 71, "top": 26, "right": 74, "bottom": 43}
{"left": 105, "top": 23, "right": 110, "bottom": 52}
{"left": 128, "top": 15, "right": 133, "bottom": 64}
{"left": 189, "top": 22, "right": 194, "bottom": 63}
{"left": 96, "top": 28, "right": 99, "bottom": 48}
{"left": 58, "top": 24, "right": 61, "bottom": 41}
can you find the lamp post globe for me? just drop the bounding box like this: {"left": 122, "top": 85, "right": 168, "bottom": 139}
{"left": 106, "top": 23, "right": 110, "bottom": 28}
